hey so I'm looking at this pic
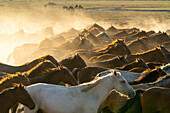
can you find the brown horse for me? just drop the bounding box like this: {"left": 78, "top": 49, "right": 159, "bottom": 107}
{"left": 89, "top": 54, "right": 116, "bottom": 62}
{"left": 126, "top": 47, "right": 168, "bottom": 63}
{"left": 0, "top": 84, "right": 35, "bottom": 113}
{"left": 29, "top": 66, "right": 78, "bottom": 86}
{"left": 59, "top": 54, "right": 87, "bottom": 71}
{"left": 141, "top": 87, "right": 170, "bottom": 113}
{"left": 0, "top": 55, "right": 59, "bottom": 74}
{"left": 125, "top": 30, "right": 149, "bottom": 43}
{"left": 127, "top": 39, "right": 150, "bottom": 54}
{"left": 117, "top": 87, "right": 170, "bottom": 113}
{"left": 0, "top": 73, "right": 30, "bottom": 92}
{"left": 89, "top": 23, "right": 105, "bottom": 32}
{"left": 73, "top": 66, "right": 108, "bottom": 84}
{"left": 96, "top": 39, "right": 131, "bottom": 56}
{"left": 27, "top": 60, "right": 57, "bottom": 78}
{"left": 129, "top": 67, "right": 167, "bottom": 85}
{"left": 91, "top": 56, "right": 129, "bottom": 69}
{"left": 116, "top": 58, "right": 148, "bottom": 71}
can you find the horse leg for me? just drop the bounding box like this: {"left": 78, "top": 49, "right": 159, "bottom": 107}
{"left": 11, "top": 103, "right": 19, "bottom": 113}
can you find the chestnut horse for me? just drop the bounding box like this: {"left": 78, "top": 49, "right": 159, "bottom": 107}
{"left": 0, "top": 84, "right": 35, "bottom": 113}
{"left": 29, "top": 66, "right": 78, "bottom": 86}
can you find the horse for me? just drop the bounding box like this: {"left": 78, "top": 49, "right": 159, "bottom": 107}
{"left": 116, "top": 58, "right": 148, "bottom": 71}
{"left": 29, "top": 66, "right": 78, "bottom": 86}
{"left": 26, "top": 60, "right": 57, "bottom": 78}
{"left": 129, "top": 67, "right": 167, "bottom": 85}
{"left": 96, "top": 32, "right": 113, "bottom": 45}
{"left": 125, "top": 30, "right": 149, "bottom": 43}
{"left": 132, "top": 75, "right": 170, "bottom": 90}
{"left": 0, "top": 55, "right": 59, "bottom": 74}
{"left": 91, "top": 56, "right": 129, "bottom": 69}
{"left": 117, "top": 87, "right": 170, "bottom": 113}
{"left": 0, "top": 73, "right": 30, "bottom": 92}
{"left": 72, "top": 66, "right": 108, "bottom": 84}
{"left": 59, "top": 53, "right": 87, "bottom": 71}
{"left": 126, "top": 47, "right": 168, "bottom": 64}
{"left": 98, "top": 89, "right": 143, "bottom": 113}
{"left": 18, "top": 70, "right": 135, "bottom": 113}
{"left": 89, "top": 23, "right": 105, "bottom": 32}
{"left": 63, "top": 6, "right": 69, "bottom": 10}
{"left": 141, "top": 87, "right": 170, "bottom": 113}
{"left": 96, "top": 39, "right": 131, "bottom": 56}
{"left": 68, "top": 6, "right": 74, "bottom": 11}
{"left": 127, "top": 39, "right": 150, "bottom": 54}
{"left": 0, "top": 84, "right": 35, "bottom": 113}
{"left": 110, "top": 30, "right": 129, "bottom": 40}
{"left": 89, "top": 54, "right": 116, "bottom": 62}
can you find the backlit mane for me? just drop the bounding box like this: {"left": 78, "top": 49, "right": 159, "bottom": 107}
{"left": 135, "top": 47, "right": 161, "bottom": 55}
{"left": 0, "top": 73, "right": 25, "bottom": 84}
{"left": 96, "top": 39, "right": 123, "bottom": 53}
{"left": 80, "top": 73, "right": 112, "bottom": 92}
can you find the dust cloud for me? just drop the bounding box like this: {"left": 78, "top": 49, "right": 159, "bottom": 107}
{"left": 0, "top": 4, "right": 95, "bottom": 64}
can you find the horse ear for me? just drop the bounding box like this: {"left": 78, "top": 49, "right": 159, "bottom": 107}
{"left": 19, "top": 84, "right": 23, "bottom": 88}
{"left": 113, "top": 71, "right": 117, "bottom": 76}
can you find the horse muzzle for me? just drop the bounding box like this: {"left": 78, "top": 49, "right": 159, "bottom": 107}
{"left": 128, "top": 91, "right": 136, "bottom": 98}
{"left": 29, "top": 104, "right": 36, "bottom": 110}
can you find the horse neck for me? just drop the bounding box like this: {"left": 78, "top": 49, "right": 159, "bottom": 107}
{"left": 0, "top": 76, "right": 21, "bottom": 91}
{"left": 0, "top": 88, "right": 18, "bottom": 112}
{"left": 18, "top": 60, "right": 40, "bottom": 72}
{"left": 123, "top": 62, "right": 137, "bottom": 70}
{"left": 83, "top": 77, "right": 114, "bottom": 106}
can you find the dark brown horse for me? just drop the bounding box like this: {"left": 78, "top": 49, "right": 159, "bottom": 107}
{"left": 141, "top": 87, "right": 170, "bottom": 113}
{"left": 0, "top": 73, "right": 30, "bottom": 92}
{"left": 0, "top": 84, "right": 35, "bottom": 113}
{"left": 116, "top": 58, "right": 148, "bottom": 71}
{"left": 117, "top": 87, "right": 170, "bottom": 113}
{"left": 27, "top": 60, "right": 57, "bottom": 78}
{"left": 59, "top": 54, "right": 87, "bottom": 71}
{"left": 126, "top": 47, "right": 168, "bottom": 64}
{"left": 29, "top": 66, "right": 78, "bottom": 86}
{"left": 0, "top": 55, "right": 59, "bottom": 74}
{"left": 73, "top": 66, "right": 108, "bottom": 84}
{"left": 129, "top": 67, "right": 167, "bottom": 85}
{"left": 96, "top": 39, "right": 131, "bottom": 56}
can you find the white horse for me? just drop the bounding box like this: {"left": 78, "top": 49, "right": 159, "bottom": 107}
{"left": 17, "top": 70, "right": 135, "bottom": 113}
{"left": 97, "top": 69, "right": 142, "bottom": 82}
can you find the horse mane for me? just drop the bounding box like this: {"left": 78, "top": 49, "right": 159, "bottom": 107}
{"left": 0, "top": 73, "right": 26, "bottom": 85}
{"left": 135, "top": 47, "right": 161, "bottom": 55}
{"left": 96, "top": 39, "right": 123, "bottom": 53}
{"left": 152, "top": 75, "right": 170, "bottom": 85}
{"left": 130, "top": 67, "right": 164, "bottom": 85}
{"left": 81, "top": 80, "right": 101, "bottom": 92}
{"left": 117, "top": 89, "right": 144, "bottom": 113}
{"left": 80, "top": 74, "right": 108, "bottom": 93}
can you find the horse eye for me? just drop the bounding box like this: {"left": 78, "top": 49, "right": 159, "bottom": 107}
{"left": 121, "top": 81, "right": 126, "bottom": 83}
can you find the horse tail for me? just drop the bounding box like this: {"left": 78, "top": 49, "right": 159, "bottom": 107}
{"left": 117, "top": 89, "right": 144, "bottom": 113}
